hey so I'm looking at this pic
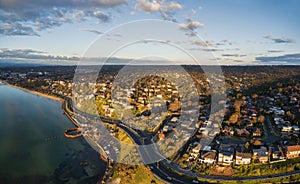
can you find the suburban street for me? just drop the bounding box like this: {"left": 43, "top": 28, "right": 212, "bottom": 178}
{"left": 263, "top": 115, "right": 281, "bottom": 144}
{"left": 65, "top": 97, "right": 300, "bottom": 183}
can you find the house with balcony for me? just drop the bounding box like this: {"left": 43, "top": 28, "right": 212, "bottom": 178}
{"left": 286, "top": 145, "right": 300, "bottom": 159}
{"left": 218, "top": 144, "right": 235, "bottom": 165}
{"left": 270, "top": 145, "right": 285, "bottom": 161}
{"left": 253, "top": 146, "right": 269, "bottom": 163}
{"left": 199, "top": 151, "right": 217, "bottom": 165}
{"left": 235, "top": 146, "right": 252, "bottom": 165}
{"left": 191, "top": 144, "right": 202, "bottom": 158}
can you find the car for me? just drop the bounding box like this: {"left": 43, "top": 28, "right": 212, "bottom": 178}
{"left": 167, "top": 176, "right": 172, "bottom": 180}
{"left": 192, "top": 180, "right": 199, "bottom": 183}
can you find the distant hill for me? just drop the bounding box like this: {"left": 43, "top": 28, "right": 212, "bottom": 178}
{"left": 0, "top": 60, "right": 46, "bottom": 67}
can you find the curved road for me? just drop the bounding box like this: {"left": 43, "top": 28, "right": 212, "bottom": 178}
{"left": 64, "top": 97, "right": 300, "bottom": 183}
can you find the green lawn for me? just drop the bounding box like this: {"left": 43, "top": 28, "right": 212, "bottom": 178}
{"left": 233, "top": 158, "right": 300, "bottom": 177}
{"left": 110, "top": 164, "right": 164, "bottom": 184}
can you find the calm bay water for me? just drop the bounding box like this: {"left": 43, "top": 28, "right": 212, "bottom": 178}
{"left": 0, "top": 83, "right": 106, "bottom": 184}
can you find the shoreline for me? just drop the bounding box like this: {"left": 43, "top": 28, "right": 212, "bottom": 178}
{"left": 0, "top": 80, "right": 110, "bottom": 182}
{"left": 0, "top": 80, "right": 64, "bottom": 102}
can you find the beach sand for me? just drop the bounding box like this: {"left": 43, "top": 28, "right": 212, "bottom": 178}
{"left": 0, "top": 80, "right": 64, "bottom": 102}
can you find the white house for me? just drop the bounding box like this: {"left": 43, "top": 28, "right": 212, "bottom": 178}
{"left": 199, "top": 151, "right": 217, "bottom": 164}
{"left": 218, "top": 145, "right": 235, "bottom": 165}
{"left": 191, "top": 144, "right": 201, "bottom": 158}
{"left": 286, "top": 145, "right": 300, "bottom": 159}
{"left": 235, "top": 152, "right": 252, "bottom": 165}
{"left": 253, "top": 146, "right": 268, "bottom": 163}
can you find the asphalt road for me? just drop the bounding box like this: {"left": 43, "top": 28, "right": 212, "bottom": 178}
{"left": 263, "top": 115, "right": 280, "bottom": 144}
{"left": 65, "top": 97, "right": 300, "bottom": 183}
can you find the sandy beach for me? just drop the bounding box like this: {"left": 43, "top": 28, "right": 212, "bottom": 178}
{"left": 0, "top": 80, "right": 64, "bottom": 102}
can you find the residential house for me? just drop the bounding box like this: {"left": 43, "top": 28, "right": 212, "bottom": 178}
{"left": 105, "top": 108, "right": 115, "bottom": 117}
{"left": 236, "top": 128, "right": 250, "bottom": 137}
{"left": 235, "top": 146, "right": 252, "bottom": 165}
{"left": 253, "top": 146, "right": 268, "bottom": 163}
{"left": 199, "top": 151, "right": 217, "bottom": 164}
{"left": 162, "top": 125, "right": 169, "bottom": 132}
{"left": 158, "top": 132, "right": 165, "bottom": 140}
{"left": 274, "top": 117, "right": 283, "bottom": 125}
{"left": 282, "top": 126, "right": 292, "bottom": 132}
{"left": 218, "top": 144, "right": 235, "bottom": 165}
{"left": 235, "top": 152, "right": 252, "bottom": 165}
{"left": 191, "top": 144, "right": 202, "bottom": 158}
{"left": 286, "top": 145, "right": 300, "bottom": 159}
{"left": 292, "top": 126, "right": 300, "bottom": 134}
{"left": 252, "top": 127, "right": 262, "bottom": 137}
{"left": 222, "top": 126, "right": 234, "bottom": 136}
{"left": 271, "top": 145, "right": 285, "bottom": 161}
{"left": 275, "top": 109, "right": 285, "bottom": 116}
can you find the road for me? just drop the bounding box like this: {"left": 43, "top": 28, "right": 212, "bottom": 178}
{"left": 263, "top": 115, "right": 280, "bottom": 144}
{"left": 64, "top": 97, "right": 300, "bottom": 183}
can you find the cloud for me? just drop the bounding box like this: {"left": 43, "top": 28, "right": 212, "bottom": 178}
{"left": 267, "top": 50, "right": 284, "bottom": 53}
{"left": 166, "top": 2, "right": 182, "bottom": 9}
{"left": 263, "top": 35, "right": 295, "bottom": 44}
{"left": 192, "top": 40, "right": 214, "bottom": 47}
{"left": 0, "top": 0, "right": 126, "bottom": 10}
{"left": 256, "top": 53, "right": 300, "bottom": 64}
{"left": 135, "top": 0, "right": 182, "bottom": 12}
{"left": 0, "top": 22, "right": 40, "bottom": 36}
{"left": 0, "top": 48, "right": 79, "bottom": 61}
{"left": 179, "top": 18, "right": 204, "bottom": 31}
{"left": 215, "top": 39, "right": 234, "bottom": 46}
{"left": 202, "top": 48, "right": 223, "bottom": 52}
{"left": 0, "top": 0, "right": 124, "bottom": 36}
{"left": 0, "top": 48, "right": 186, "bottom": 65}
{"left": 75, "top": 9, "right": 110, "bottom": 24}
{"left": 135, "top": 0, "right": 182, "bottom": 20}
{"left": 233, "top": 59, "right": 243, "bottom": 63}
{"left": 222, "top": 54, "right": 246, "bottom": 57}
{"left": 136, "top": 0, "right": 161, "bottom": 12}
{"left": 81, "top": 28, "right": 102, "bottom": 35}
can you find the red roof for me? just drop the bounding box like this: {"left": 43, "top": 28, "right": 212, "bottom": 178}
{"left": 287, "top": 145, "right": 300, "bottom": 152}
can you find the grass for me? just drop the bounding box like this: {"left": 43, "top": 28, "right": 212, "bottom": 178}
{"left": 115, "top": 128, "right": 135, "bottom": 145}
{"left": 110, "top": 163, "right": 164, "bottom": 184}
{"left": 108, "top": 125, "right": 162, "bottom": 184}
{"left": 105, "top": 124, "right": 141, "bottom": 163}
{"left": 210, "top": 174, "right": 300, "bottom": 184}
{"left": 233, "top": 158, "right": 300, "bottom": 177}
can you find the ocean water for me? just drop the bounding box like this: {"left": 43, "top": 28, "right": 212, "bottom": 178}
{"left": 0, "top": 83, "right": 106, "bottom": 184}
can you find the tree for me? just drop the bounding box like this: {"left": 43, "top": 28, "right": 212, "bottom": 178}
{"left": 245, "top": 142, "right": 250, "bottom": 150}
{"left": 229, "top": 113, "right": 239, "bottom": 124}
{"left": 237, "top": 93, "right": 243, "bottom": 99}
{"left": 251, "top": 93, "right": 258, "bottom": 99}
{"left": 234, "top": 100, "right": 243, "bottom": 113}
{"left": 258, "top": 115, "right": 265, "bottom": 123}
{"left": 181, "top": 163, "right": 188, "bottom": 169}
{"left": 253, "top": 139, "right": 262, "bottom": 146}
{"left": 224, "top": 120, "right": 231, "bottom": 126}
{"left": 286, "top": 111, "right": 293, "bottom": 118}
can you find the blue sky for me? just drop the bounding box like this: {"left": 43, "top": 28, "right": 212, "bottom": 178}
{"left": 0, "top": 0, "right": 299, "bottom": 65}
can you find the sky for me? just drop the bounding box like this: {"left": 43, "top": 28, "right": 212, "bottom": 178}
{"left": 0, "top": 0, "right": 299, "bottom": 65}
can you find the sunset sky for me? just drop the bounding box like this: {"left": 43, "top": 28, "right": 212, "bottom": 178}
{"left": 0, "top": 0, "right": 299, "bottom": 65}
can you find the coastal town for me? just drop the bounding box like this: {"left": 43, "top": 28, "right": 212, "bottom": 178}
{"left": 1, "top": 65, "right": 300, "bottom": 183}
